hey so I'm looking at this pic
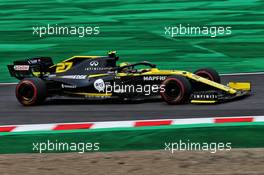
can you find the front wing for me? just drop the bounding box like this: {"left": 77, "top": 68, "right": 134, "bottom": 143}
{"left": 190, "top": 82, "right": 251, "bottom": 104}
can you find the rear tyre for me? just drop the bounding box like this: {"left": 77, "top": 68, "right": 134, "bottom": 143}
{"left": 16, "top": 78, "right": 46, "bottom": 106}
{"left": 160, "top": 75, "right": 192, "bottom": 104}
{"left": 194, "top": 68, "right": 221, "bottom": 83}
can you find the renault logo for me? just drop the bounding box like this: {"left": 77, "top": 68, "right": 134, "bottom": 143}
{"left": 90, "top": 61, "right": 99, "bottom": 66}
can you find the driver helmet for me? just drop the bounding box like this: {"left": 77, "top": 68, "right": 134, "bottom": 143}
{"left": 119, "top": 62, "right": 130, "bottom": 67}
{"left": 119, "top": 62, "right": 131, "bottom": 72}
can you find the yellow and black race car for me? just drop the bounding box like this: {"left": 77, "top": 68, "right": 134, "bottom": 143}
{"left": 8, "top": 51, "right": 250, "bottom": 106}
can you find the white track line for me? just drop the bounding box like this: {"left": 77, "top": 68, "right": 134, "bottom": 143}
{"left": 221, "top": 72, "right": 264, "bottom": 76}
{"left": 0, "top": 83, "right": 17, "bottom": 85}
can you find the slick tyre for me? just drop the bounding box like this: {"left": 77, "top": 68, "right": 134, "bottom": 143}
{"left": 160, "top": 75, "right": 192, "bottom": 104}
{"left": 16, "top": 78, "right": 46, "bottom": 106}
{"left": 194, "top": 68, "right": 221, "bottom": 83}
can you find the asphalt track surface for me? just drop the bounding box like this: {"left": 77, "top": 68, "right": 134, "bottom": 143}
{"left": 0, "top": 74, "right": 263, "bottom": 125}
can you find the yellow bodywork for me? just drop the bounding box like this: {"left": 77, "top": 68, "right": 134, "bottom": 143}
{"left": 228, "top": 82, "right": 251, "bottom": 91}
{"left": 116, "top": 68, "right": 238, "bottom": 94}
{"left": 191, "top": 100, "right": 217, "bottom": 104}
{"left": 85, "top": 68, "right": 251, "bottom": 95}
{"left": 66, "top": 92, "right": 112, "bottom": 97}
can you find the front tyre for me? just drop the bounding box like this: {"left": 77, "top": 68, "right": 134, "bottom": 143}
{"left": 194, "top": 68, "right": 221, "bottom": 83}
{"left": 16, "top": 78, "right": 46, "bottom": 106}
{"left": 160, "top": 75, "right": 192, "bottom": 105}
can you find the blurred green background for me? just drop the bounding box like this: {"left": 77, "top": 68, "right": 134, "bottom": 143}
{"left": 0, "top": 0, "right": 264, "bottom": 82}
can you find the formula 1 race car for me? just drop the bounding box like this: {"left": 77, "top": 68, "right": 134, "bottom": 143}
{"left": 8, "top": 51, "right": 251, "bottom": 106}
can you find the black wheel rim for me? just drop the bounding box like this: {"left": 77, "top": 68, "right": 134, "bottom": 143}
{"left": 19, "top": 84, "right": 35, "bottom": 101}
{"left": 164, "top": 81, "right": 181, "bottom": 99}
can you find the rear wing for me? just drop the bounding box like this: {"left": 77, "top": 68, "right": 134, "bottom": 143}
{"left": 7, "top": 57, "right": 54, "bottom": 80}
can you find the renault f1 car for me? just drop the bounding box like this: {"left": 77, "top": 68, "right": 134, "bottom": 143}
{"left": 7, "top": 51, "right": 251, "bottom": 106}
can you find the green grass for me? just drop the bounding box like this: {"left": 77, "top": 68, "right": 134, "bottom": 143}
{"left": 1, "top": 122, "right": 264, "bottom": 153}
{"left": 0, "top": 0, "right": 264, "bottom": 82}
